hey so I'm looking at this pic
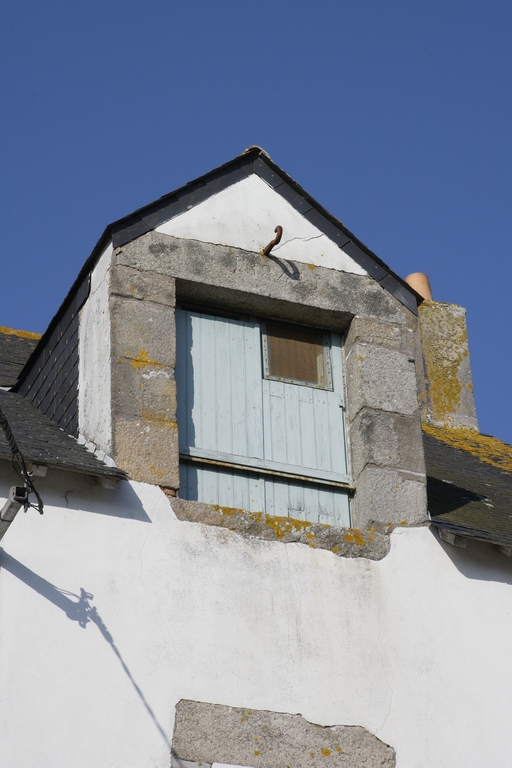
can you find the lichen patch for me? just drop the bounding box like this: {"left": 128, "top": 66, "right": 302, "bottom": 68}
{"left": 419, "top": 301, "right": 469, "bottom": 423}
{"left": 423, "top": 423, "right": 512, "bottom": 474}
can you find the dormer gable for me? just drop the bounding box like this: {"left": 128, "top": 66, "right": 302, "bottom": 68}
{"left": 14, "top": 149, "right": 428, "bottom": 533}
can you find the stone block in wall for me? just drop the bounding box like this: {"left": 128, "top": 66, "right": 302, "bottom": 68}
{"left": 110, "top": 262, "right": 175, "bottom": 307}
{"left": 344, "top": 316, "right": 416, "bottom": 357}
{"left": 111, "top": 359, "right": 177, "bottom": 421}
{"left": 345, "top": 342, "right": 419, "bottom": 421}
{"left": 110, "top": 294, "right": 176, "bottom": 370}
{"left": 113, "top": 415, "right": 179, "bottom": 487}
{"left": 349, "top": 409, "right": 425, "bottom": 479}
{"left": 351, "top": 466, "right": 427, "bottom": 529}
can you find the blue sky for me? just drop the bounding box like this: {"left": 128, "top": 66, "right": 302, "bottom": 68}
{"left": 1, "top": 1, "right": 511, "bottom": 441}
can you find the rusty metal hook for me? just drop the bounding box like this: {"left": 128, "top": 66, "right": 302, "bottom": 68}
{"left": 261, "top": 226, "right": 283, "bottom": 257}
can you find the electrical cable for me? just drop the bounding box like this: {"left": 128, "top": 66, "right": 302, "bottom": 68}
{"left": 0, "top": 405, "right": 44, "bottom": 514}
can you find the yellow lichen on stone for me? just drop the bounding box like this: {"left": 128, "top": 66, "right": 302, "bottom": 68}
{"left": 131, "top": 349, "right": 165, "bottom": 368}
{"left": 264, "top": 515, "right": 314, "bottom": 538}
{"left": 321, "top": 748, "right": 331, "bottom": 756}
{"left": 213, "top": 505, "right": 263, "bottom": 521}
{"left": 0, "top": 326, "right": 41, "bottom": 339}
{"left": 419, "top": 301, "right": 469, "bottom": 423}
{"left": 141, "top": 410, "right": 177, "bottom": 429}
{"left": 423, "top": 424, "right": 512, "bottom": 474}
{"left": 343, "top": 528, "right": 367, "bottom": 546}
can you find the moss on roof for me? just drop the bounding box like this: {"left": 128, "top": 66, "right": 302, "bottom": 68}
{"left": 0, "top": 326, "right": 41, "bottom": 340}
{"left": 424, "top": 424, "right": 512, "bottom": 475}
{"left": 424, "top": 426, "right": 512, "bottom": 546}
{"left": 0, "top": 327, "right": 40, "bottom": 387}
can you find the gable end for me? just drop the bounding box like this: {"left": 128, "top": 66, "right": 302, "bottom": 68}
{"left": 110, "top": 148, "right": 420, "bottom": 315}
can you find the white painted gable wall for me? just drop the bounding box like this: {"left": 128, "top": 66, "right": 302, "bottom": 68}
{"left": 7, "top": 174, "right": 511, "bottom": 768}
{"left": 78, "top": 242, "right": 113, "bottom": 454}
{"left": 157, "top": 174, "right": 367, "bottom": 275}
{"left": 1, "top": 472, "right": 512, "bottom": 768}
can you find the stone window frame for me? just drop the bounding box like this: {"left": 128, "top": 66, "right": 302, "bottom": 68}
{"left": 109, "top": 231, "right": 427, "bottom": 543}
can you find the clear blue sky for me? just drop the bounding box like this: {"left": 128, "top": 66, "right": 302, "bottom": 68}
{"left": 1, "top": 1, "right": 511, "bottom": 441}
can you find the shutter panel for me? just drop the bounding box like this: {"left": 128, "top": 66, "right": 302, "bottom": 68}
{"left": 177, "top": 309, "right": 350, "bottom": 526}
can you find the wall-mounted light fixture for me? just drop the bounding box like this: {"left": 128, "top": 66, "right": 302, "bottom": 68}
{"left": 1, "top": 486, "right": 29, "bottom": 522}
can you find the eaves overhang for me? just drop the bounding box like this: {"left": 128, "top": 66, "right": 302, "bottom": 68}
{"left": 16, "top": 147, "right": 421, "bottom": 389}
{"left": 424, "top": 426, "right": 512, "bottom": 549}
{"left": 0, "top": 391, "right": 126, "bottom": 484}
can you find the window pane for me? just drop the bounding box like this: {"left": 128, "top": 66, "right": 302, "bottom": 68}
{"left": 263, "top": 322, "right": 331, "bottom": 389}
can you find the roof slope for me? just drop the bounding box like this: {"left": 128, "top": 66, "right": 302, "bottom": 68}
{"left": 0, "top": 390, "right": 125, "bottom": 482}
{"left": 0, "top": 327, "right": 41, "bottom": 387}
{"left": 424, "top": 425, "right": 512, "bottom": 546}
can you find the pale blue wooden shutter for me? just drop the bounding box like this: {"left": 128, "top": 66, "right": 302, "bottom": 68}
{"left": 176, "top": 309, "right": 350, "bottom": 526}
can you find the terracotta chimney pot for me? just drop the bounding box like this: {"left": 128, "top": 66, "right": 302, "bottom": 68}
{"left": 405, "top": 273, "right": 433, "bottom": 300}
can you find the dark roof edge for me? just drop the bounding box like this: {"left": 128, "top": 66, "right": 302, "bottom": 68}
{"left": 15, "top": 151, "right": 264, "bottom": 388}
{"left": 14, "top": 226, "right": 109, "bottom": 390}
{"left": 0, "top": 452, "right": 126, "bottom": 482}
{"left": 17, "top": 148, "right": 421, "bottom": 389}
{"left": 430, "top": 518, "right": 512, "bottom": 548}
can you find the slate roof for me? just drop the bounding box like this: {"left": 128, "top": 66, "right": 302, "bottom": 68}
{"left": 0, "top": 327, "right": 41, "bottom": 387}
{"left": 0, "top": 390, "right": 125, "bottom": 482}
{"left": 424, "top": 425, "right": 512, "bottom": 546}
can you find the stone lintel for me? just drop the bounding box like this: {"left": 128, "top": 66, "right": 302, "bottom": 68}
{"left": 115, "top": 232, "right": 407, "bottom": 328}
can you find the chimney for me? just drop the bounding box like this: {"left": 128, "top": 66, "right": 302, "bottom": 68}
{"left": 405, "top": 274, "right": 478, "bottom": 431}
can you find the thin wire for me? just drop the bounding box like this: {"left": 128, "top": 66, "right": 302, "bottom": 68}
{"left": 0, "top": 406, "right": 44, "bottom": 514}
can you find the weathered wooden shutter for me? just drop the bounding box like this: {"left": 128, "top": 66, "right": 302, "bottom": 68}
{"left": 177, "top": 309, "right": 350, "bottom": 526}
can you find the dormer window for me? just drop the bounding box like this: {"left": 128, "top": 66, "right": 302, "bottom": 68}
{"left": 176, "top": 307, "right": 350, "bottom": 526}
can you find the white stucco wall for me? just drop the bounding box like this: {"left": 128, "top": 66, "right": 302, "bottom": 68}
{"left": 157, "top": 175, "right": 367, "bottom": 275}
{"left": 78, "top": 243, "right": 113, "bottom": 454}
{"left": 1, "top": 469, "right": 512, "bottom": 768}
